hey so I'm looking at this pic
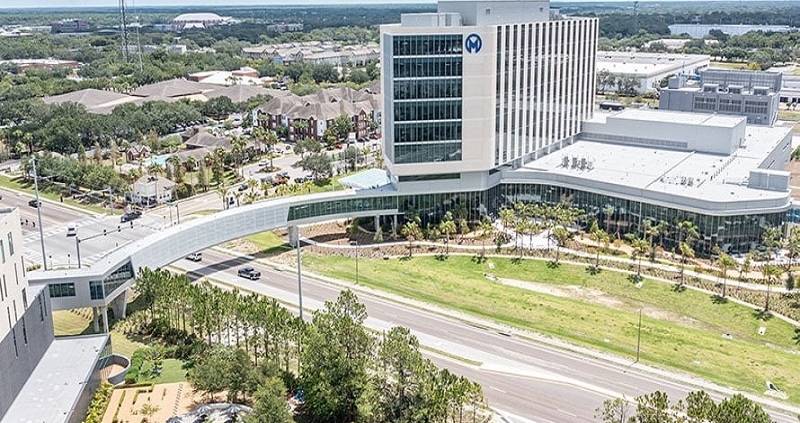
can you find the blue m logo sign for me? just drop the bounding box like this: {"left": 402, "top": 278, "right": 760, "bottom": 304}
{"left": 465, "top": 33, "right": 482, "bottom": 54}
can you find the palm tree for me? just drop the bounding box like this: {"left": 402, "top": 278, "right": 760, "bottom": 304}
{"left": 498, "top": 207, "right": 515, "bottom": 233}
{"left": 147, "top": 162, "right": 164, "bottom": 177}
{"left": 717, "top": 252, "right": 736, "bottom": 297}
{"left": 438, "top": 212, "right": 457, "bottom": 256}
{"left": 631, "top": 236, "right": 649, "bottom": 279}
{"left": 166, "top": 155, "right": 184, "bottom": 183}
{"left": 400, "top": 215, "right": 422, "bottom": 257}
{"left": 761, "top": 263, "right": 782, "bottom": 312}
{"left": 642, "top": 219, "right": 659, "bottom": 261}
{"left": 590, "top": 220, "right": 609, "bottom": 269}
{"left": 677, "top": 241, "right": 695, "bottom": 287}
{"left": 551, "top": 226, "right": 570, "bottom": 264}
{"left": 603, "top": 205, "right": 616, "bottom": 236}
{"left": 477, "top": 217, "right": 494, "bottom": 260}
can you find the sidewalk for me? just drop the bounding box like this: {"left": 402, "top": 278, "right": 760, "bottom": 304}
{"left": 0, "top": 174, "right": 102, "bottom": 217}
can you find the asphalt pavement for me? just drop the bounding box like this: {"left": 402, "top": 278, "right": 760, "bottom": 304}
{"left": 170, "top": 248, "right": 800, "bottom": 423}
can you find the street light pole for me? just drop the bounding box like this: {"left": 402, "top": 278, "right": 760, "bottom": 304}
{"left": 636, "top": 308, "right": 643, "bottom": 363}
{"left": 350, "top": 240, "right": 359, "bottom": 284}
{"left": 75, "top": 237, "right": 82, "bottom": 269}
{"left": 295, "top": 226, "right": 304, "bottom": 320}
{"left": 176, "top": 202, "right": 181, "bottom": 224}
{"left": 31, "top": 156, "right": 47, "bottom": 270}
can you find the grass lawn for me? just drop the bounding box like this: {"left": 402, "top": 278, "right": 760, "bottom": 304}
{"left": 137, "top": 358, "right": 188, "bottom": 384}
{"left": 710, "top": 61, "right": 749, "bottom": 70}
{"left": 779, "top": 110, "right": 800, "bottom": 122}
{"left": 246, "top": 231, "right": 290, "bottom": 254}
{"left": 302, "top": 253, "right": 800, "bottom": 402}
{"left": 0, "top": 175, "right": 107, "bottom": 214}
{"left": 52, "top": 310, "right": 145, "bottom": 357}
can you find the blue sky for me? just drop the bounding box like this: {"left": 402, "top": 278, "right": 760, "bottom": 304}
{"left": 0, "top": 0, "right": 780, "bottom": 9}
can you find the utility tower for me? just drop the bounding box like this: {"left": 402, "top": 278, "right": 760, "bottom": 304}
{"left": 119, "top": 0, "right": 130, "bottom": 62}
{"left": 633, "top": 1, "right": 640, "bottom": 34}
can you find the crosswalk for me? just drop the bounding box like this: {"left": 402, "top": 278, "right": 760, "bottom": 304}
{"left": 23, "top": 214, "right": 163, "bottom": 268}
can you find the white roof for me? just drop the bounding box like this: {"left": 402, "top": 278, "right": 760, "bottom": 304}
{"left": 3, "top": 332, "right": 109, "bottom": 423}
{"left": 507, "top": 125, "right": 792, "bottom": 214}
{"left": 588, "top": 108, "right": 744, "bottom": 128}
{"left": 596, "top": 51, "right": 710, "bottom": 77}
{"left": 173, "top": 12, "right": 224, "bottom": 22}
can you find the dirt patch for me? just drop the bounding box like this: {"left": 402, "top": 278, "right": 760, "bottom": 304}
{"left": 495, "top": 277, "right": 703, "bottom": 329}
{"left": 786, "top": 161, "right": 800, "bottom": 200}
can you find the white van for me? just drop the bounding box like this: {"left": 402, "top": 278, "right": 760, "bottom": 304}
{"left": 66, "top": 224, "right": 77, "bottom": 237}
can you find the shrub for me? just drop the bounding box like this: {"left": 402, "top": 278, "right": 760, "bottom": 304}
{"left": 82, "top": 382, "right": 113, "bottom": 423}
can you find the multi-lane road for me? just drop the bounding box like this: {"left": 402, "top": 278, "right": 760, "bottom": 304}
{"left": 14, "top": 187, "right": 800, "bottom": 423}
{"left": 172, "top": 249, "right": 800, "bottom": 423}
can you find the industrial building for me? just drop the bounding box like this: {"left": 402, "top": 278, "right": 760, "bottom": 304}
{"left": 596, "top": 51, "right": 710, "bottom": 94}
{"left": 659, "top": 69, "right": 782, "bottom": 126}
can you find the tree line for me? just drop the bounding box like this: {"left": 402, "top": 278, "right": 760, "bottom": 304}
{"left": 133, "top": 268, "right": 488, "bottom": 423}
{"left": 596, "top": 390, "right": 776, "bottom": 423}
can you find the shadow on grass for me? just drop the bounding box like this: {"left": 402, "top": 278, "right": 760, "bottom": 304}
{"left": 510, "top": 257, "right": 522, "bottom": 265}
{"left": 471, "top": 255, "right": 488, "bottom": 264}
{"left": 255, "top": 244, "right": 293, "bottom": 257}
{"left": 753, "top": 310, "right": 773, "bottom": 321}
{"left": 398, "top": 255, "right": 412, "bottom": 262}
{"left": 672, "top": 284, "right": 687, "bottom": 293}
{"left": 627, "top": 274, "right": 643, "bottom": 284}
{"left": 585, "top": 266, "right": 602, "bottom": 275}
{"left": 434, "top": 254, "right": 448, "bottom": 261}
{"left": 710, "top": 295, "right": 728, "bottom": 305}
{"left": 546, "top": 260, "right": 560, "bottom": 269}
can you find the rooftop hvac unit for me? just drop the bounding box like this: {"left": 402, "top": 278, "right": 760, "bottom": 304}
{"left": 688, "top": 178, "right": 694, "bottom": 186}
{"left": 587, "top": 160, "right": 594, "bottom": 170}
{"left": 571, "top": 156, "right": 579, "bottom": 169}
{"left": 562, "top": 156, "right": 570, "bottom": 168}
{"left": 753, "top": 87, "right": 769, "bottom": 96}
{"left": 580, "top": 157, "right": 587, "bottom": 170}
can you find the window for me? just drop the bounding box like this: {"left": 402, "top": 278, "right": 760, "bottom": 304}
{"left": 11, "top": 327, "right": 17, "bottom": 357}
{"left": 399, "top": 173, "right": 460, "bottom": 182}
{"left": 89, "top": 280, "right": 104, "bottom": 300}
{"left": 7, "top": 233, "right": 14, "bottom": 256}
{"left": 21, "top": 288, "right": 27, "bottom": 309}
{"left": 0, "top": 240, "right": 5, "bottom": 263}
{"left": 21, "top": 317, "right": 27, "bottom": 345}
{"left": 49, "top": 283, "right": 76, "bottom": 298}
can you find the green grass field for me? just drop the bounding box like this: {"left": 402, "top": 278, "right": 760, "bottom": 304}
{"left": 779, "top": 110, "right": 800, "bottom": 121}
{"left": 137, "top": 358, "right": 188, "bottom": 384}
{"left": 710, "top": 61, "right": 749, "bottom": 70}
{"left": 302, "top": 253, "right": 800, "bottom": 402}
{"left": 52, "top": 310, "right": 145, "bottom": 357}
{"left": 246, "top": 231, "right": 291, "bottom": 254}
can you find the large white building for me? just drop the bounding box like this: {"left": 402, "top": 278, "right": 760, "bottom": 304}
{"left": 381, "top": 0, "right": 598, "bottom": 181}
{"left": 0, "top": 208, "right": 112, "bottom": 423}
{"left": 596, "top": 51, "right": 710, "bottom": 94}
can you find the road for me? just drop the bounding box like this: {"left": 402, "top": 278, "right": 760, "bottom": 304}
{"left": 172, "top": 249, "right": 800, "bottom": 423}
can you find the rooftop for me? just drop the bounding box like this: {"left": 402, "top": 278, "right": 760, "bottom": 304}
{"left": 588, "top": 108, "right": 745, "bottom": 128}
{"left": 596, "top": 51, "right": 710, "bottom": 77}
{"left": 3, "top": 334, "right": 109, "bottom": 423}
{"left": 509, "top": 124, "right": 792, "bottom": 212}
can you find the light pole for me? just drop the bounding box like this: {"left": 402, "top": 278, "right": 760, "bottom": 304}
{"left": 635, "top": 308, "right": 643, "bottom": 363}
{"left": 31, "top": 156, "right": 47, "bottom": 270}
{"left": 75, "top": 237, "right": 82, "bottom": 269}
{"left": 349, "top": 240, "right": 359, "bottom": 284}
{"left": 295, "top": 226, "right": 304, "bottom": 320}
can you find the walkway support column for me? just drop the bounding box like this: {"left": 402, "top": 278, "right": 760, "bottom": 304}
{"left": 290, "top": 226, "right": 304, "bottom": 321}
{"left": 92, "top": 307, "right": 99, "bottom": 333}
{"left": 111, "top": 290, "right": 128, "bottom": 320}
{"left": 102, "top": 306, "right": 109, "bottom": 333}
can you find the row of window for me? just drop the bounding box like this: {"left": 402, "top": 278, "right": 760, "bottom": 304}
{"left": 394, "top": 142, "right": 462, "bottom": 164}
{"left": 392, "top": 35, "right": 463, "bottom": 57}
{"left": 49, "top": 282, "right": 76, "bottom": 298}
{"left": 394, "top": 121, "right": 463, "bottom": 143}
{"left": 393, "top": 79, "right": 462, "bottom": 100}
{"left": 394, "top": 100, "right": 462, "bottom": 122}
{"left": 0, "top": 232, "right": 15, "bottom": 263}
{"left": 393, "top": 57, "right": 463, "bottom": 78}
{"left": 398, "top": 173, "right": 460, "bottom": 182}
{"left": 288, "top": 196, "right": 398, "bottom": 221}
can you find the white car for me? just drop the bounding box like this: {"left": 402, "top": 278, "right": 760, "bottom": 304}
{"left": 186, "top": 252, "right": 202, "bottom": 262}
{"left": 66, "top": 224, "right": 77, "bottom": 237}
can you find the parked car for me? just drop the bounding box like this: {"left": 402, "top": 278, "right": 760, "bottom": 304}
{"left": 238, "top": 266, "right": 261, "bottom": 280}
{"left": 258, "top": 159, "right": 268, "bottom": 166}
{"left": 28, "top": 199, "right": 40, "bottom": 208}
{"left": 186, "top": 252, "right": 202, "bottom": 262}
{"left": 120, "top": 210, "right": 142, "bottom": 223}
{"left": 238, "top": 184, "right": 248, "bottom": 191}
{"left": 66, "top": 224, "right": 77, "bottom": 237}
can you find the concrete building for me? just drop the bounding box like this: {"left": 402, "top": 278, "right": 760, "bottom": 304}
{"left": 131, "top": 176, "right": 175, "bottom": 207}
{"left": 381, "top": 0, "right": 597, "bottom": 177}
{"left": 596, "top": 51, "right": 710, "bottom": 94}
{"left": 0, "top": 208, "right": 112, "bottom": 423}
{"left": 171, "top": 13, "right": 233, "bottom": 31}
{"left": 659, "top": 69, "right": 781, "bottom": 126}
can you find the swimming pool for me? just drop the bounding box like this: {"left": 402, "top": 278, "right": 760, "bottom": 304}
{"left": 143, "top": 154, "right": 169, "bottom": 167}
